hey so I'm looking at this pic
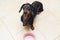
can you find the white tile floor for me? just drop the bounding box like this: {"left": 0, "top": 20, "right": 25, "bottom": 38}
{"left": 0, "top": 0, "right": 60, "bottom": 40}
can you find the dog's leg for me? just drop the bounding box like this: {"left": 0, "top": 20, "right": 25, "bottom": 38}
{"left": 30, "top": 25, "right": 34, "bottom": 30}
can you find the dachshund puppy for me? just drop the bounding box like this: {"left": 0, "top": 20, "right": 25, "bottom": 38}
{"left": 19, "top": 3, "right": 35, "bottom": 30}
{"left": 19, "top": 1, "right": 43, "bottom": 30}
{"left": 32, "top": 1, "right": 43, "bottom": 14}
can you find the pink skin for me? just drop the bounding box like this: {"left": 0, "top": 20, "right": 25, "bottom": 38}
{"left": 23, "top": 33, "right": 35, "bottom": 40}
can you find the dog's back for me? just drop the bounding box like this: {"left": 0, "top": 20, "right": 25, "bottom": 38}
{"left": 32, "top": 1, "right": 43, "bottom": 13}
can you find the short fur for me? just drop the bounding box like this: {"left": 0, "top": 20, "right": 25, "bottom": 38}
{"left": 19, "top": 1, "right": 43, "bottom": 30}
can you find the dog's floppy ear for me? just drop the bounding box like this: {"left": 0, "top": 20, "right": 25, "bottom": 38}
{"left": 19, "top": 4, "right": 25, "bottom": 13}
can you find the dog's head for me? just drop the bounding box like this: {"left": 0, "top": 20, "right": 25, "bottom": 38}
{"left": 19, "top": 3, "right": 35, "bottom": 26}
{"left": 19, "top": 3, "right": 33, "bottom": 12}
{"left": 32, "top": 1, "right": 43, "bottom": 13}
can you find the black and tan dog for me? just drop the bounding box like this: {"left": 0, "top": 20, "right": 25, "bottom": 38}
{"left": 19, "top": 1, "right": 43, "bottom": 30}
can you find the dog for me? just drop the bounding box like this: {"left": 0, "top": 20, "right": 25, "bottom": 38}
{"left": 19, "top": 1, "right": 43, "bottom": 30}
{"left": 32, "top": 1, "right": 43, "bottom": 14}
{"left": 19, "top": 3, "right": 35, "bottom": 30}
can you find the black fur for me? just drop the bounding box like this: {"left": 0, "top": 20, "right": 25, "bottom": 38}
{"left": 32, "top": 1, "right": 43, "bottom": 13}
{"left": 19, "top": 1, "right": 43, "bottom": 30}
